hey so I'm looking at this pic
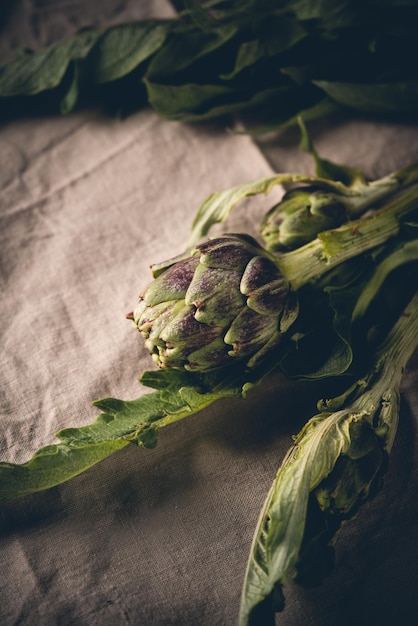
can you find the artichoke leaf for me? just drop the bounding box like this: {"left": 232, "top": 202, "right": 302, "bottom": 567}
{"left": 0, "top": 367, "right": 250, "bottom": 501}
{"left": 239, "top": 291, "right": 418, "bottom": 625}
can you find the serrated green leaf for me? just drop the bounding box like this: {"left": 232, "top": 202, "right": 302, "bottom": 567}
{"left": 0, "top": 376, "right": 243, "bottom": 501}
{"left": 0, "top": 389, "right": 184, "bottom": 501}
{"left": 0, "top": 335, "right": 287, "bottom": 501}
{"left": 62, "top": 392, "right": 171, "bottom": 445}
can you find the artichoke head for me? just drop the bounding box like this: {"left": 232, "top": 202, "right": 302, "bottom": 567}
{"left": 261, "top": 186, "right": 347, "bottom": 252}
{"left": 132, "top": 234, "right": 298, "bottom": 372}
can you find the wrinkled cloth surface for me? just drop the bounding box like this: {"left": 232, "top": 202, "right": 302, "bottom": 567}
{"left": 1, "top": 2, "right": 418, "bottom": 625}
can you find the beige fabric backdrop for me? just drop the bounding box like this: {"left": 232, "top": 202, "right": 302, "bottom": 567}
{"left": 1, "top": 2, "right": 418, "bottom": 625}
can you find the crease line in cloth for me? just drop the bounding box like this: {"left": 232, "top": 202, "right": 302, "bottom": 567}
{"left": 1, "top": 526, "right": 135, "bottom": 625}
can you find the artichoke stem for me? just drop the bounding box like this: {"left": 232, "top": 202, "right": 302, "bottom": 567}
{"left": 276, "top": 184, "right": 418, "bottom": 290}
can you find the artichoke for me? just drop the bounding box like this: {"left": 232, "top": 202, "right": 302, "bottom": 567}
{"left": 260, "top": 186, "right": 347, "bottom": 252}
{"left": 130, "top": 234, "right": 298, "bottom": 372}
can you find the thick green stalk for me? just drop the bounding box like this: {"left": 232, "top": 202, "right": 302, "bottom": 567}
{"left": 391, "top": 157, "right": 418, "bottom": 188}
{"left": 365, "top": 290, "right": 418, "bottom": 450}
{"left": 276, "top": 184, "right": 418, "bottom": 289}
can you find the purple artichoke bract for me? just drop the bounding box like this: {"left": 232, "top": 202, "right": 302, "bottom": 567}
{"left": 131, "top": 234, "right": 298, "bottom": 372}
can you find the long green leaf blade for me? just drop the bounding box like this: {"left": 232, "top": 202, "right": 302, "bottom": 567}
{"left": 0, "top": 376, "right": 241, "bottom": 501}
{"left": 145, "top": 23, "right": 237, "bottom": 78}
{"left": 0, "top": 29, "right": 102, "bottom": 95}
{"left": 221, "top": 17, "right": 307, "bottom": 79}
{"left": 239, "top": 409, "right": 356, "bottom": 625}
{"left": 313, "top": 79, "right": 418, "bottom": 113}
{"left": 95, "top": 21, "right": 171, "bottom": 83}
{"left": 240, "top": 291, "right": 418, "bottom": 625}
{"left": 0, "top": 440, "right": 128, "bottom": 502}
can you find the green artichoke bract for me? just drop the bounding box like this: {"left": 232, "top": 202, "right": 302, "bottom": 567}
{"left": 260, "top": 186, "right": 347, "bottom": 251}
{"left": 258, "top": 122, "right": 418, "bottom": 253}
{"left": 131, "top": 234, "right": 298, "bottom": 372}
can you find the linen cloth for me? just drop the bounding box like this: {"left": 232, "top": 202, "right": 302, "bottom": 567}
{"left": 1, "top": 2, "right": 418, "bottom": 625}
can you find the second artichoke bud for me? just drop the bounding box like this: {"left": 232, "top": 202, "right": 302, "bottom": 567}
{"left": 260, "top": 187, "right": 347, "bottom": 252}
{"left": 131, "top": 234, "right": 298, "bottom": 372}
